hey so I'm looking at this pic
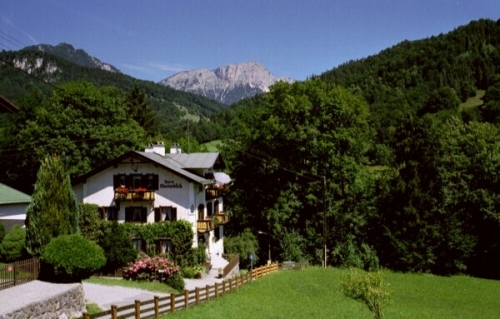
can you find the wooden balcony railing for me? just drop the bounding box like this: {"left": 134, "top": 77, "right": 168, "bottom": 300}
{"left": 114, "top": 189, "right": 155, "bottom": 202}
{"left": 216, "top": 212, "right": 229, "bottom": 224}
{"left": 197, "top": 219, "right": 215, "bottom": 233}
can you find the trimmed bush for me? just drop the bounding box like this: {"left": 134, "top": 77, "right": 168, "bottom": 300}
{"left": 98, "top": 221, "right": 138, "bottom": 274}
{"left": 0, "top": 225, "right": 26, "bottom": 262}
{"left": 41, "top": 234, "right": 106, "bottom": 283}
{"left": 166, "top": 270, "right": 185, "bottom": 291}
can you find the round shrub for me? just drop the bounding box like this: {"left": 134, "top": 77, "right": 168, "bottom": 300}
{"left": 41, "top": 234, "right": 106, "bottom": 283}
{"left": 0, "top": 225, "right": 27, "bottom": 262}
{"left": 166, "top": 270, "right": 185, "bottom": 291}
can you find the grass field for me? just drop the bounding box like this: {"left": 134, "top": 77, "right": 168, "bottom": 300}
{"left": 160, "top": 267, "right": 500, "bottom": 319}
{"left": 84, "top": 277, "right": 179, "bottom": 294}
{"left": 203, "top": 140, "right": 224, "bottom": 152}
{"left": 460, "top": 89, "right": 485, "bottom": 111}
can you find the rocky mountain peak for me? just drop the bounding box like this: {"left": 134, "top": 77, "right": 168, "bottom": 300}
{"left": 23, "top": 42, "right": 120, "bottom": 73}
{"left": 159, "top": 62, "right": 293, "bottom": 105}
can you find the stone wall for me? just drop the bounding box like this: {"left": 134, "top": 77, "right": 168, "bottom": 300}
{"left": 0, "top": 282, "right": 86, "bottom": 319}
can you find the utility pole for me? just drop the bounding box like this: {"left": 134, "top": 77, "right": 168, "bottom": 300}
{"left": 187, "top": 120, "right": 190, "bottom": 153}
{"left": 323, "top": 175, "right": 327, "bottom": 268}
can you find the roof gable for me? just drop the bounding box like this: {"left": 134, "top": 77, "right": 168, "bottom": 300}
{"left": 167, "top": 153, "right": 225, "bottom": 169}
{"left": 0, "top": 183, "right": 31, "bottom": 205}
{"left": 73, "top": 151, "right": 220, "bottom": 185}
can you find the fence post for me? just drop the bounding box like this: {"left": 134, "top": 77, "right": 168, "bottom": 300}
{"left": 184, "top": 290, "right": 189, "bottom": 308}
{"left": 154, "top": 296, "right": 159, "bottom": 318}
{"left": 222, "top": 281, "right": 226, "bottom": 295}
{"left": 195, "top": 287, "right": 200, "bottom": 305}
{"left": 13, "top": 262, "right": 17, "bottom": 286}
{"left": 215, "top": 282, "right": 219, "bottom": 298}
{"left": 170, "top": 293, "right": 176, "bottom": 312}
{"left": 206, "top": 285, "right": 210, "bottom": 302}
{"left": 111, "top": 305, "right": 117, "bottom": 319}
{"left": 229, "top": 278, "right": 233, "bottom": 293}
{"left": 134, "top": 300, "right": 141, "bottom": 319}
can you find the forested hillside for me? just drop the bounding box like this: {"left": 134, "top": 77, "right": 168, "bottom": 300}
{"left": 0, "top": 48, "right": 227, "bottom": 138}
{"left": 219, "top": 19, "right": 500, "bottom": 280}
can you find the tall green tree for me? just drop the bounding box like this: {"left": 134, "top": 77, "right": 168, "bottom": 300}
{"left": 25, "top": 155, "right": 79, "bottom": 257}
{"left": 226, "top": 79, "right": 377, "bottom": 266}
{"left": 377, "top": 115, "right": 500, "bottom": 276}
{"left": 126, "top": 83, "right": 160, "bottom": 137}
{"left": 0, "top": 81, "right": 145, "bottom": 194}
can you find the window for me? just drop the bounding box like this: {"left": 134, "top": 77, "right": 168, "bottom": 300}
{"left": 113, "top": 174, "right": 159, "bottom": 190}
{"left": 207, "top": 202, "right": 213, "bottom": 217}
{"left": 197, "top": 204, "right": 205, "bottom": 220}
{"left": 157, "top": 238, "right": 172, "bottom": 254}
{"left": 125, "top": 206, "right": 147, "bottom": 223}
{"left": 154, "top": 207, "right": 177, "bottom": 222}
{"left": 214, "top": 200, "right": 220, "bottom": 214}
{"left": 99, "top": 206, "right": 118, "bottom": 221}
{"left": 132, "top": 238, "right": 145, "bottom": 252}
{"left": 163, "top": 207, "right": 177, "bottom": 221}
{"left": 133, "top": 175, "right": 142, "bottom": 189}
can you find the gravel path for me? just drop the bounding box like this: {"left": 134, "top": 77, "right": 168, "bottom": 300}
{"left": 82, "top": 282, "right": 170, "bottom": 310}
{"left": 0, "top": 273, "right": 224, "bottom": 315}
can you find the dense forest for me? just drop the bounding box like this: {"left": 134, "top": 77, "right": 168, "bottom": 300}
{"left": 1, "top": 19, "right": 500, "bottom": 279}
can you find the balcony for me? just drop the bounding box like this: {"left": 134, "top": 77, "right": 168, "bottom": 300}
{"left": 205, "top": 187, "right": 223, "bottom": 200}
{"left": 216, "top": 212, "right": 230, "bottom": 224}
{"left": 197, "top": 219, "right": 215, "bottom": 233}
{"left": 114, "top": 188, "right": 155, "bottom": 202}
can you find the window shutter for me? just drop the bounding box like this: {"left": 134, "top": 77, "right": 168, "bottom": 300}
{"left": 99, "top": 207, "right": 106, "bottom": 220}
{"left": 125, "top": 207, "right": 132, "bottom": 222}
{"left": 172, "top": 208, "right": 177, "bottom": 221}
{"left": 154, "top": 208, "right": 161, "bottom": 222}
{"left": 125, "top": 175, "right": 133, "bottom": 189}
{"left": 152, "top": 174, "right": 159, "bottom": 190}
{"left": 141, "top": 207, "right": 147, "bottom": 223}
{"left": 113, "top": 175, "right": 121, "bottom": 189}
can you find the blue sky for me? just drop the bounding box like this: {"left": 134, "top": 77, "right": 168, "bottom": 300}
{"left": 1, "top": 1, "right": 499, "bottom": 82}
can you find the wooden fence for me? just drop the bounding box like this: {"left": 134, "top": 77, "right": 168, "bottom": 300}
{"left": 0, "top": 257, "right": 40, "bottom": 291}
{"left": 82, "top": 262, "right": 279, "bottom": 319}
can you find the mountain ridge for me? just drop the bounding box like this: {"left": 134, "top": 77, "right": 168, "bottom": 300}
{"left": 159, "top": 62, "right": 293, "bottom": 105}
{"left": 22, "top": 42, "right": 121, "bottom": 73}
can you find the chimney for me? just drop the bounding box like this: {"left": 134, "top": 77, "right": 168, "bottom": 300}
{"left": 145, "top": 141, "right": 165, "bottom": 156}
{"left": 170, "top": 144, "right": 181, "bottom": 154}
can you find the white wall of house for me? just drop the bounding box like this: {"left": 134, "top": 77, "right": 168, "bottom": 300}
{"left": 0, "top": 203, "right": 28, "bottom": 220}
{"left": 73, "top": 160, "right": 226, "bottom": 257}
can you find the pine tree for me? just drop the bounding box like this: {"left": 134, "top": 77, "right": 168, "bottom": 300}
{"left": 25, "top": 155, "right": 79, "bottom": 256}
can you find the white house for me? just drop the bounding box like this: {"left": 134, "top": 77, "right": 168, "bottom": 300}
{"left": 72, "top": 142, "right": 231, "bottom": 262}
{"left": 0, "top": 183, "right": 30, "bottom": 233}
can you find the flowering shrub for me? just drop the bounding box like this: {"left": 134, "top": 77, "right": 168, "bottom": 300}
{"left": 123, "top": 255, "right": 179, "bottom": 282}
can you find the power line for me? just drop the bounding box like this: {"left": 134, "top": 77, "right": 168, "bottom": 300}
{"left": 0, "top": 30, "right": 27, "bottom": 49}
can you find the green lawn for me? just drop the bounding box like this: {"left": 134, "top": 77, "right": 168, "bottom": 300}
{"left": 84, "top": 277, "right": 179, "bottom": 294}
{"left": 160, "top": 267, "right": 500, "bottom": 319}
{"left": 203, "top": 140, "right": 224, "bottom": 152}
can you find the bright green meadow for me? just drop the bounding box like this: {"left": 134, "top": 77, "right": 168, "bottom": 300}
{"left": 161, "top": 267, "right": 500, "bottom": 319}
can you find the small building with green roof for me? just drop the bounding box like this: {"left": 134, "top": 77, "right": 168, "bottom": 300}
{"left": 0, "top": 183, "right": 30, "bottom": 233}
